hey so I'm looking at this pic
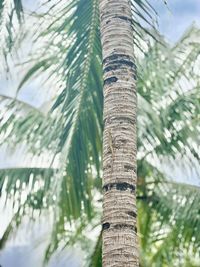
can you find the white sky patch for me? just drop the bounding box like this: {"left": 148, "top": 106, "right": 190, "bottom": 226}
{"left": 149, "top": 0, "right": 200, "bottom": 43}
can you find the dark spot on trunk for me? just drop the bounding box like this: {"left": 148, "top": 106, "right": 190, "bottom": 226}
{"left": 104, "top": 76, "right": 118, "bottom": 86}
{"left": 124, "top": 164, "right": 136, "bottom": 172}
{"left": 102, "top": 222, "right": 110, "bottom": 230}
{"left": 113, "top": 224, "right": 137, "bottom": 233}
{"left": 103, "top": 54, "right": 134, "bottom": 65}
{"left": 104, "top": 65, "right": 118, "bottom": 73}
{"left": 116, "top": 59, "right": 136, "bottom": 68}
{"left": 103, "top": 184, "right": 108, "bottom": 191}
{"left": 103, "top": 223, "right": 137, "bottom": 233}
{"left": 127, "top": 211, "right": 137, "bottom": 218}
{"left": 104, "top": 116, "right": 136, "bottom": 126}
{"left": 103, "top": 182, "right": 135, "bottom": 193}
{"left": 115, "top": 15, "right": 132, "bottom": 23}
{"left": 116, "top": 182, "right": 135, "bottom": 191}
{"left": 103, "top": 60, "right": 136, "bottom": 74}
{"left": 103, "top": 164, "right": 112, "bottom": 171}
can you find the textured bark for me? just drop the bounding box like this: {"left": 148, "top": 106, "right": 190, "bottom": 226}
{"left": 99, "top": 0, "right": 139, "bottom": 266}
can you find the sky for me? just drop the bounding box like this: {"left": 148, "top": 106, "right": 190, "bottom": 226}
{"left": 150, "top": 0, "right": 200, "bottom": 42}
{"left": 0, "top": 0, "right": 200, "bottom": 266}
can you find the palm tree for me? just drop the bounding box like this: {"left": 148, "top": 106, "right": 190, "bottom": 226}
{"left": 0, "top": 1, "right": 156, "bottom": 263}
{"left": 89, "top": 26, "right": 200, "bottom": 267}
{"left": 0, "top": 1, "right": 200, "bottom": 266}
{"left": 99, "top": 0, "right": 138, "bottom": 265}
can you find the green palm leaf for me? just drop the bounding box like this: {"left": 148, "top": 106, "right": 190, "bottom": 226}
{"left": 0, "top": 0, "right": 24, "bottom": 67}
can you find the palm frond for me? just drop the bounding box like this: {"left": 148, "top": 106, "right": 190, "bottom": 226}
{"left": 0, "top": 0, "right": 24, "bottom": 66}
{"left": 0, "top": 165, "right": 55, "bottom": 250}
{"left": 0, "top": 94, "right": 60, "bottom": 155}
{"left": 137, "top": 160, "right": 200, "bottom": 266}
{"left": 137, "top": 28, "right": 200, "bottom": 166}
{"left": 15, "top": 0, "right": 103, "bottom": 260}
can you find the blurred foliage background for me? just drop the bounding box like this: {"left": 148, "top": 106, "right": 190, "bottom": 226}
{"left": 0, "top": 0, "right": 200, "bottom": 266}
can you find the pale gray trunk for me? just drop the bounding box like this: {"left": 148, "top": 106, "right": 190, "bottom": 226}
{"left": 99, "top": 0, "right": 139, "bottom": 266}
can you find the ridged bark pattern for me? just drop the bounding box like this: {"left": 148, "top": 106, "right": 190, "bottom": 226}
{"left": 99, "top": 0, "right": 139, "bottom": 266}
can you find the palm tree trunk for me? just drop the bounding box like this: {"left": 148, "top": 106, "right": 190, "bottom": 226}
{"left": 99, "top": 0, "right": 139, "bottom": 266}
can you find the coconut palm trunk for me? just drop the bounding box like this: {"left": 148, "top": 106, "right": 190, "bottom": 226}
{"left": 99, "top": 0, "right": 139, "bottom": 266}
